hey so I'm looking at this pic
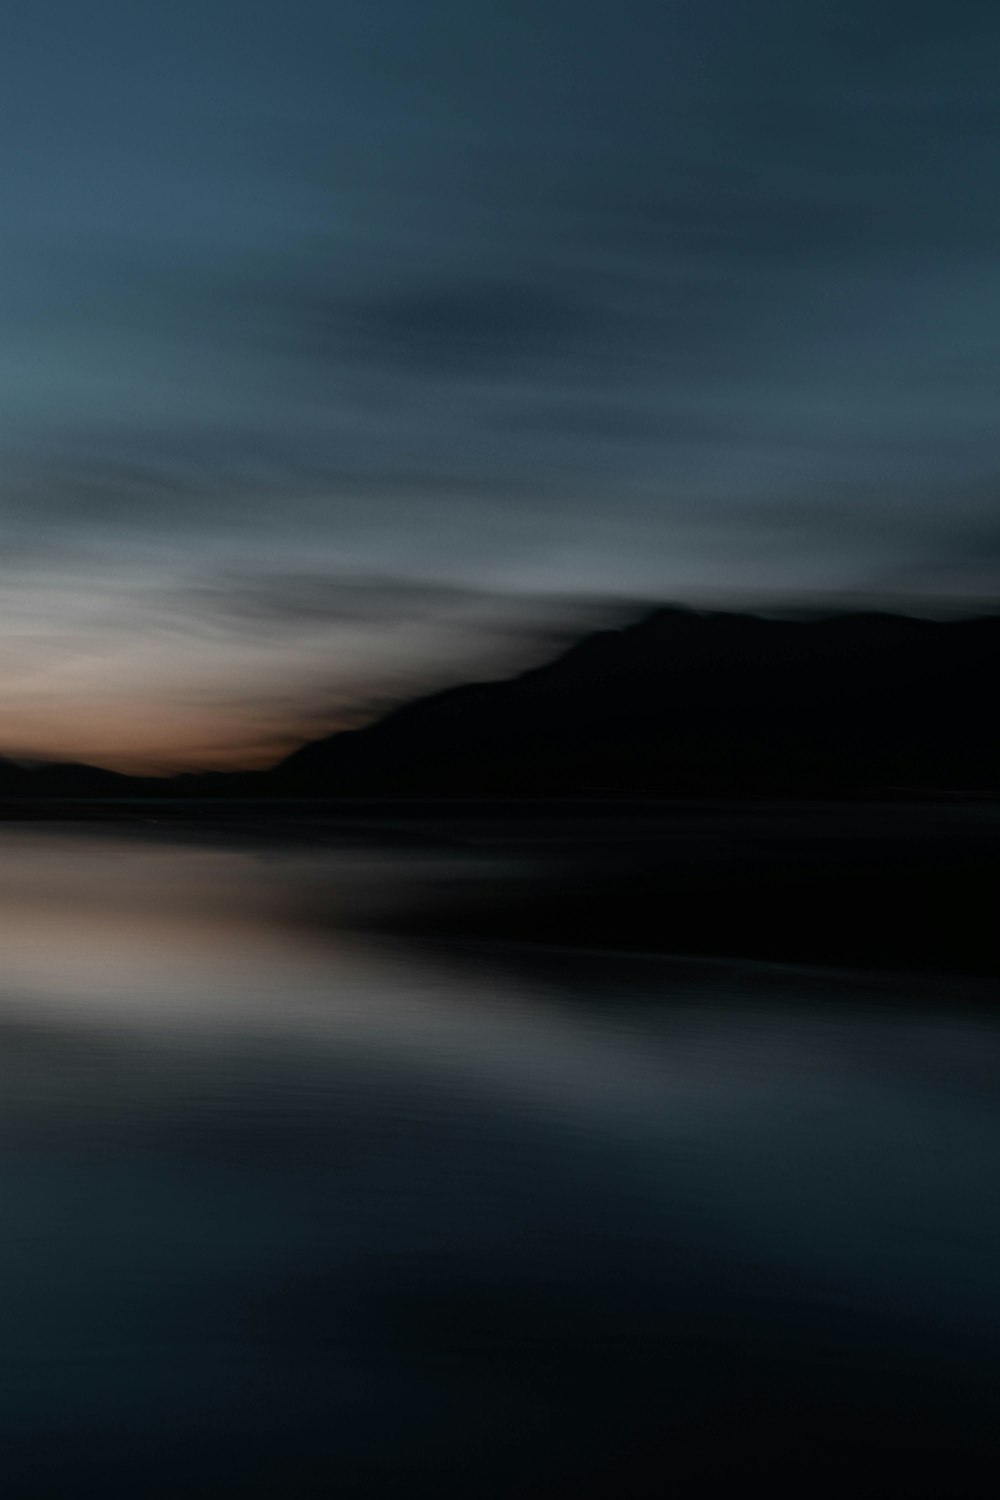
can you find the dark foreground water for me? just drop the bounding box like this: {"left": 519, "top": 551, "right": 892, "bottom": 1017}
{"left": 1, "top": 826, "right": 998, "bottom": 1497}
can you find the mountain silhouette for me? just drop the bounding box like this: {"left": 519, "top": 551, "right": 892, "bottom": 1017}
{"left": 269, "top": 607, "right": 1000, "bottom": 798}
{"left": 1, "top": 608, "right": 997, "bottom": 801}
{"left": 0, "top": 758, "right": 137, "bottom": 799}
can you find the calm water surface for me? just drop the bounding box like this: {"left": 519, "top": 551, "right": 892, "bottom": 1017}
{"left": 1, "top": 827, "right": 998, "bottom": 1497}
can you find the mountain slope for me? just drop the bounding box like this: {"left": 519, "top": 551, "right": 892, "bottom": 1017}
{"left": 270, "top": 608, "right": 1000, "bottom": 798}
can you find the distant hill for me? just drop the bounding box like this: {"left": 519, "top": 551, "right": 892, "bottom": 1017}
{"left": 2, "top": 608, "right": 997, "bottom": 801}
{"left": 0, "top": 759, "right": 261, "bottom": 802}
{"left": 0, "top": 758, "right": 139, "bottom": 799}
{"left": 268, "top": 608, "right": 1000, "bottom": 798}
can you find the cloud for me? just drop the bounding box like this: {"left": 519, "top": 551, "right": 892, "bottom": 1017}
{"left": 341, "top": 276, "right": 603, "bottom": 375}
{"left": 167, "top": 570, "right": 510, "bottom": 632}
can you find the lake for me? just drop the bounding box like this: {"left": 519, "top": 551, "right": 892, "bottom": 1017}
{"left": 1, "top": 824, "right": 998, "bottom": 1496}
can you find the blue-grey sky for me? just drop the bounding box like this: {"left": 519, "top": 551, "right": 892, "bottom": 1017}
{"left": 2, "top": 0, "right": 998, "bottom": 769}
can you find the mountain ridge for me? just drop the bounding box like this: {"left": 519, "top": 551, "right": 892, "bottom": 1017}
{"left": 271, "top": 606, "right": 1000, "bottom": 798}
{"left": 2, "top": 607, "right": 998, "bottom": 800}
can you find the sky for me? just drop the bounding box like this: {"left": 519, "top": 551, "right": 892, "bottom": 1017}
{"left": 2, "top": 0, "right": 999, "bottom": 771}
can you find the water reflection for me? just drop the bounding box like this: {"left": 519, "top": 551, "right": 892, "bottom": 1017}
{"left": 0, "top": 827, "right": 998, "bottom": 1496}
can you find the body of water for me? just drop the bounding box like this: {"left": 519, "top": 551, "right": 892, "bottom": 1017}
{"left": 0, "top": 826, "right": 998, "bottom": 1496}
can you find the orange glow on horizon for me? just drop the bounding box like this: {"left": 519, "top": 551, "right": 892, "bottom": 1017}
{"left": 0, "top": 706, "right": 345, "bottom": 776}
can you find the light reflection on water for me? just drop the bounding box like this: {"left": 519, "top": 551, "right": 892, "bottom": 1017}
{"left": 0, "top": 827, "right": 998, "bottom": 1497}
